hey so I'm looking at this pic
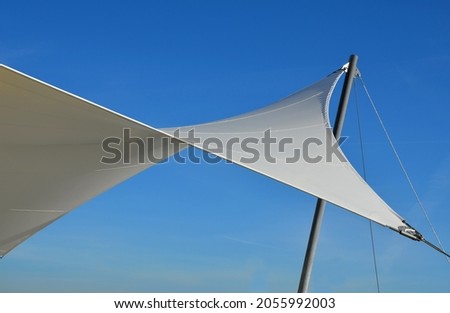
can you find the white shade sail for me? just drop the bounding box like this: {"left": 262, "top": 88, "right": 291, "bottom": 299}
{"left": 161, "top": 69, "right": 407, "bottom": 231}
{"left": 0, "top": 65, "right": 186, "bottom": 256}
{"left": 0, "top": 64, "right": 418, "bottom": 258}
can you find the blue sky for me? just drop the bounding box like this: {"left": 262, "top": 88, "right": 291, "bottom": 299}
{"left": 1, "top": 0, "right": 450, "bottom": 292}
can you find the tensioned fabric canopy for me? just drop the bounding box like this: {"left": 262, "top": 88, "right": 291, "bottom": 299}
{"left": 0, "top": 64, "right": 413, "bottom": 257}
{"left": 160, "top": 69, "right": 406, "bottom": 229}
{"left": 0, "top": 65, "right": 187, "bottom": 256}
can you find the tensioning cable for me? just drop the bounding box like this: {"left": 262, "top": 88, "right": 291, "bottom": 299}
{"left": 358, "top": 75, "right": 450, "bottom": 264}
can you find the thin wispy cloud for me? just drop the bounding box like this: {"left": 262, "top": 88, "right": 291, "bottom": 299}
{"left": 0, "top": 47, "right": 37, "bottom": 63}
{"left": 221, "top": 235, "right": 277, "bottom": 249}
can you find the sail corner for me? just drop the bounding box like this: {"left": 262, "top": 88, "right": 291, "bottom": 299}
{"left": 398, "top": 225, "right": 423, "bottom": 241}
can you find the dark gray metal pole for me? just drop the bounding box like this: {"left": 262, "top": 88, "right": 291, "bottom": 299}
{"left": 298, "top": 54, "right": 358, "bottom": 293}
